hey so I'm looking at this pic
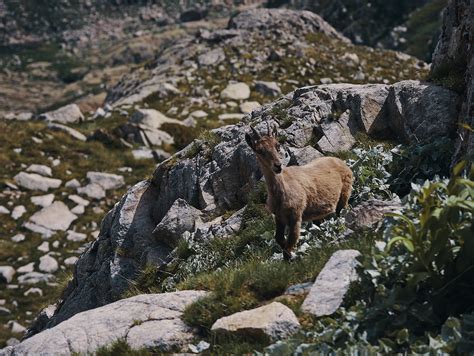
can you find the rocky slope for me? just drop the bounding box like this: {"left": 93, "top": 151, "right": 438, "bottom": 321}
{"left": 1, "top": 3, "right": 472, "bottom": 354}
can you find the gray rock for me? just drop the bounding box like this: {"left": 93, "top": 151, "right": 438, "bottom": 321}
{"left": 28, "top": 201, "right": 78, "bottom": 231}
{"left": 284, "top": 282, "right": 313, "bottom": 296}
{"left": 0, "top": 307, "right": 11, "bottom": 316}
{"left": 129, "top": 109, "right": 182, "bottom": 130}
{"left": 0, "top": 266, "right": 15, "bottom": 283}
{"left": 17, "top": 272, "right": 54, "bottom": 285}
{"left": 240, "top": 101, "right": 260, "bottom": 114}
{"left": 47, "top": 123, "right": 87, "bottom": 142}
{"left": 30, "top": 194, "right": 55, "bottom": 208}
{"left": 211, "top": 302, "right": 300, "bottom": 342}
{"left": 198, "top": 48, "right": 225, "bottom": 66}
{"left": 65, "top": 179, "right": 81, "bottom": 189}
{"left": 26, "top": 164, "right": 52, "bottom": 177}
{"left": 255, "top": 81, "right": 282, "bottom": 97}
{"left": 39, "top": 104, "right": 84, "bottom": 124}
{"left": 17, "top": 263, "right": 34, "bottom": 274}
{"left": 372, "top": 80, "right": 460, "bottom": 142}
{"left": 0, "top": 206, "right": 10, "bottom": 214}
{"left": 66, "top": 231, "right": 87, "bottom": 242}
{"left": 77, "top": 183, "right": 106, "bottom": 200}
{"left": 37, "top": 241, "right": 49, "bottom": 253}
{"left": 9, "top": 291, "right": 207, "bottom": 355}
{"left": 71, "top": 205, "right": 85, "bottom": 215}
{"left": 14, "top": 172, "right": 62, "bottom": 192}
{"left": 220, "top": 82, "right": 250, "bottom": 101}
{"left": 345, "top": 199, "right": 402, "bottom": 230}
{"left": 218, "top": 113, "right": 245, "bottom": 121}
{"left": 86, "top": 172, "right": 125, "bottom": 190}
{"left": 68, "top": 194, "right": 89, "bottom": 206}
{"left": 23, "top": 222, "right": 54, "bottom": 238}
{"left": 38, "top": 255, "right": 59, "bottom": 273}
{"left": 9, "top": 321, "right": 26, "bottom": 334}
{"left": 64, "top": 257, "right": 79, "bottom": 266}
{"left": 153, "top": 199, "right": 203, "bottom": 248}
{"left": 317, "top": 110, "right": 357, "bottom": 153}
{"left": 11, "top": 234, "right": 25, "bottom": 243}
{"left": 302, "top": 250, "right": 361, "bottom": 316}
{"left": 288, "top": 146, "right": 324, "bottom": 166}
{"left": 132, "top": 147, "right": 171, "bottom": 161}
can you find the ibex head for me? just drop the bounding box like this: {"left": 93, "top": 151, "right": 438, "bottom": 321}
{"left": 245, "top": 122, "right": 283, "bottom": 174}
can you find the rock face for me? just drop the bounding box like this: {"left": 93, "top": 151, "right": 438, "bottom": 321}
{"left": 34, "top": 79, "right": 462, "bottom": 335}
{"left": 431, "top": 0, "right": 473, "bottom": 163}
{"left": 302, "top": 250, "right": 361, "bottom": 316}
{"left": 2, "top": 291, "right": 207, "bottom": 355}
{"left": 211, "top": 302, "right": 300, "bottom": 342}
{"left": 39, "top": 104, "right": 84, "bottom": 124}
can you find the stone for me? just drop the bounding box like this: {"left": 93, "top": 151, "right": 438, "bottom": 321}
{"left": 9, "top": 321, "right": 26, "bottom": 334}
{"left": 345, "top": 199, "right": 402, "bottom": 230}
{"left": 302, "top": 250, "right": 361, "bottom": 316}
{"left": 188, "top": 341, "right": 210, "bottom": 353}
{"left": 47, "top": 123, "right": 87, "bottom": 141}
{"left": 68, "top": 194, "right": 90, "bottom": 206}
{"left": 189, "top": 110, "right": 208, "bottom": 119}
{"left": 288, "top": 146, "right": 324, "bottom": 166}
{"left": 371, "top": 80, "right": 460, "bottom": 142}
{"left": 30, "top": 194, "right": 55, "bottom": 208}
{"left": 342, "top": 52, "right": 360, "bottom": 67}
{"left": 86, "top": 172, "right": 125, "bottom": 190}
{"left": 65, "top": 179, "right": 81, "bottom": 189}
{"left": 255, "top": 81, "right": 282, "bottom": 97}
{"left": 28, "top": 201, "right": 77, "bottom": 231}
{"left": 25, "top": 288, "right": 43, "bottom": 297}
{"left": 152, "top": 199, "right": 203, "bottom": 248}
{"left": 11, "top": 234, "right": 25, "bottom": 243}
{"left": 7, "top": 291, "right": 207, "bottom": 355}
{"left": 39, "top": 104, "right": 84, "bottom": 124}
{"left": 220, "top": 82, "right": 250, "bottom": 101}
{"left": 218, "top": 113, "right": 245, "bottom": 121}
{"left": 11, "top": 205, "right": 26, "bottom": 220}
{"left": 129, "top": 108, "right": 182, "bottom": 130}
{"left": 211, "top": 302, "right": 300, "bottom": 342}
{"left": 39, "top": 255, "right": 59, "bottom": 273}
{"left": 317, "top": 110, "right": 357, "bottom": 153}
{"left": 24, "top": 223, "right": 54, "bottom": 238}
{"left": 67, "top": 231, "right": 87, "bottom": 242}
{"left": 0, "top": 307, "right": 11, "bottom": 316}
{"left": 26, "top": 164, "right": 52, "bottom": 177}
{"left": 64, "top": 257, "right": 79, "bottom": 266}
{"left": 71, "top": 205, "right": 85, "bottom": 215}
{"left": 198, "top": 48, "right": 225, "bottom": 66}
{"left": 17, "top": 262, "right": 35, "bottom": 274}
{"left": 37, "top": 242, "right": 49, "bottom": 253}
{"left": 240, "top": 101, "right": 260, "bottom": 114}
{"left": 0, "top": 206, "right": 10, "bottom": 214}
{"left": 0, "top": 266, "right": 16, "bottom": 283}
{"left": 17, "top": 272, "right": 54, "bottom": 284}
{"left": 77, "top": 183, "right": 106, "bottom": 200}
{"left": 14, "top": 172, "right": 62, "bottom": 192}
{"left": 132, "top": 147, "right": 171, "bottom": 161}
{"left": 284, "top": 282, "right": 313, "bottom": 296}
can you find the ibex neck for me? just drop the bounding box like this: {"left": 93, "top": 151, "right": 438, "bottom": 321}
{"left": 259, "top": 161, "right": 286, "bottom": 200}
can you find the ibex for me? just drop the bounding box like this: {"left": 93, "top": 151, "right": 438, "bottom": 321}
{"left": 245, "top": 124, "right": 353, "bottom": 260}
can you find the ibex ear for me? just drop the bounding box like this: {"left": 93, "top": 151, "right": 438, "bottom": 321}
{"left": 245, "top": 133, "right": 255, "bottom": 150}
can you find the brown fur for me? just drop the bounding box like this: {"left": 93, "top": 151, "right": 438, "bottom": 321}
{"left": 245, "top": 129, "right": 353, "bottom": 260}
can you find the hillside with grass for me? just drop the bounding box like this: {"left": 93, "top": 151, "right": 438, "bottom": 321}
{"left": 0, "top": 1, "right": 473, "bottom": 355}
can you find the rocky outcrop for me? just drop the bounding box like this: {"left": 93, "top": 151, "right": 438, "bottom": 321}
{"left": 431, "top": 0, "right": 473, "bottom": 163}
{"left": 32, "top": 78, "right": 461, "bottom": 335}
{"left": 211, "top": 302, "right": 300, "bottom": 342}
{"left": 2, "top": 291, "right": 208, "bottom": 355}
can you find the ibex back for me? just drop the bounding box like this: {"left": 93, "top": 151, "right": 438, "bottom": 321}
{"left": 245, "top": 125, "right": 353, "bottom": 260}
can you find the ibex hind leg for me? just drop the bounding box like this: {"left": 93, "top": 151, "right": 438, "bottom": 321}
{"left": 284, "top": 218, "right": 302, "bottom": 261}
{"left": 336, "top": 174, "right": 353, "bottom": 215}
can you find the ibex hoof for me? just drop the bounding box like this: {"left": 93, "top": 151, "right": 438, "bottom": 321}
{"left": 283, "top": 251, "right": 295, "bottom": 262}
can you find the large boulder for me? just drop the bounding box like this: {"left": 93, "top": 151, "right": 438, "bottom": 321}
{"left": 211, "top": 302, "right": 300, "bottom": 342}
{"left": 13, "top": 172, "right": 62, "bottom": 192}
{"left": 2, "top": 291, "right": 207, "bottom": 355}
{"left": 27, "top": 201, "right": 78, "bottom": 233}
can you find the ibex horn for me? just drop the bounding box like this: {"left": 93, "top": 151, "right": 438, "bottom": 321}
{"left": 266, "top": 120, "right": 271, "bottom": 136}
{"left": 250, "top": 125, "right": 261, "bottom": 138}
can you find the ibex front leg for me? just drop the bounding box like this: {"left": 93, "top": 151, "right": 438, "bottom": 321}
{"left": 284, "top": 216, "right": 301, "bottom": 261}
{"left": 274, "top": 219, "right": 286, "bottom": 251}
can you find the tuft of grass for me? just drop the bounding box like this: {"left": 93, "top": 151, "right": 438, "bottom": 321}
{"left": 95, "top": 339, "right": 151, "bottom": 356}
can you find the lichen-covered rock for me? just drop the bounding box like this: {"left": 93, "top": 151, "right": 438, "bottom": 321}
{"left": 345, "top": 199, "right": 402, "bottom": 230}
{"left": 302, "top": 250, "right": 361, "bottom": 316}
{"left": 3, "top": 291, "right": 207, "bottom": 355}
{"left": 211, "top": 302, "right": 300, "bottom": 342}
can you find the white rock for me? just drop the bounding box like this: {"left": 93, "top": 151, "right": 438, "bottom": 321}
{"left": 37, "top": 241, "right": 50, "bottom": 253}
{"left": 17, "top": 262, "right": 35, "bottom": 274}
{"left": 17, "top": 272, "right": 54, "bottom": 284}
{"left": 23, "top": 222, "right": 54, "bottom": 238}
{"left": 0, "top": 205, "right": 10, "bottom": 214}
{"left": 26, "top": 164, "right": 52, "bottom": 177}
{"left": 220, "top": 82, "right": 251, "bottom": 100}
{"left": 65, "top": 179, "right": 81, "bottom": 189}
{"left": 129, "top": 109, "right": 183, "bottom": 130}
{"left": 29, "top": 201, "right": 77, "bottom": 231}
{"left": 189, "top": 110, "right": 208, "bottom": 118}
{"left": 86, "top": 172, "right": 125, "bottom": 190}
{"left": 68, "top": 194, "right": 89, "bottom": 206}
{"left": 66, "top": 231, "right": 87, "bottom": 242}
{"left": 255, "top": 81, "right": 282, "bottom": 97}
{"left": 218, "top": 113, "right": 245, "bottom": 121}
{"left": 24, "top": 288, "right": 43, "bottom": 297}
{"left": 11, "top": 205, "right": 26, "bottom": 220}
{"left": 211, "top": 302, "right": 300, "bottom": 341}
{"left": 14, "top": 172, "right": 62, "bottom": 192}
{"left": 71, "top": 205, "right": 85, "bottom": 215}
{"left": 39, "top": 104, "right": 84, "bottom": 124}
{"left": 39, "top": 255, "right": 59, "bottom": 273}
{"left": 9, "top": 321, "right": 26, "bottom": 334}
{"left": 77, "top": 183, "right": 106, "bottom": 200}
{"left": 11, "top": 234, "right": 26, "bottom": 242}
{"left": 0, "top": 266, "right": 16, "bottom": 283}
{"left": 30, "top": 194, "right": 55, "bottom": 208}
{"left": 240, "top": 101, "right": 260, "bottom": 114}
{"left": 64, "top": 257, "right": 79, "bottom": 266}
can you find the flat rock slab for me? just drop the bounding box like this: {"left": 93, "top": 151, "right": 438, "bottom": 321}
{"left": 47, "top": 123, "right": 87, "bottom": 141}
{"left": 39, "top": 104, "right": 84, "bottom": 124}
{"left": 301, "top": 249, "right": 361, "bottom": 316}
{"left": 211, "top": 302, "right": 300, "bottom": 342}
{"left": 2, "top": 291, "right": 208, "bottom": 355}
{"left": 86, "top": 172, "right": 125, "bottom": 190}
{"left": 28, "top": 201, "right": 77, "bottom": 231}
{"left": 14, "top": 172, "right": 62, "bottom": 192}
{"left": 220, "top": 82, "right": 250, "bottom": 100}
